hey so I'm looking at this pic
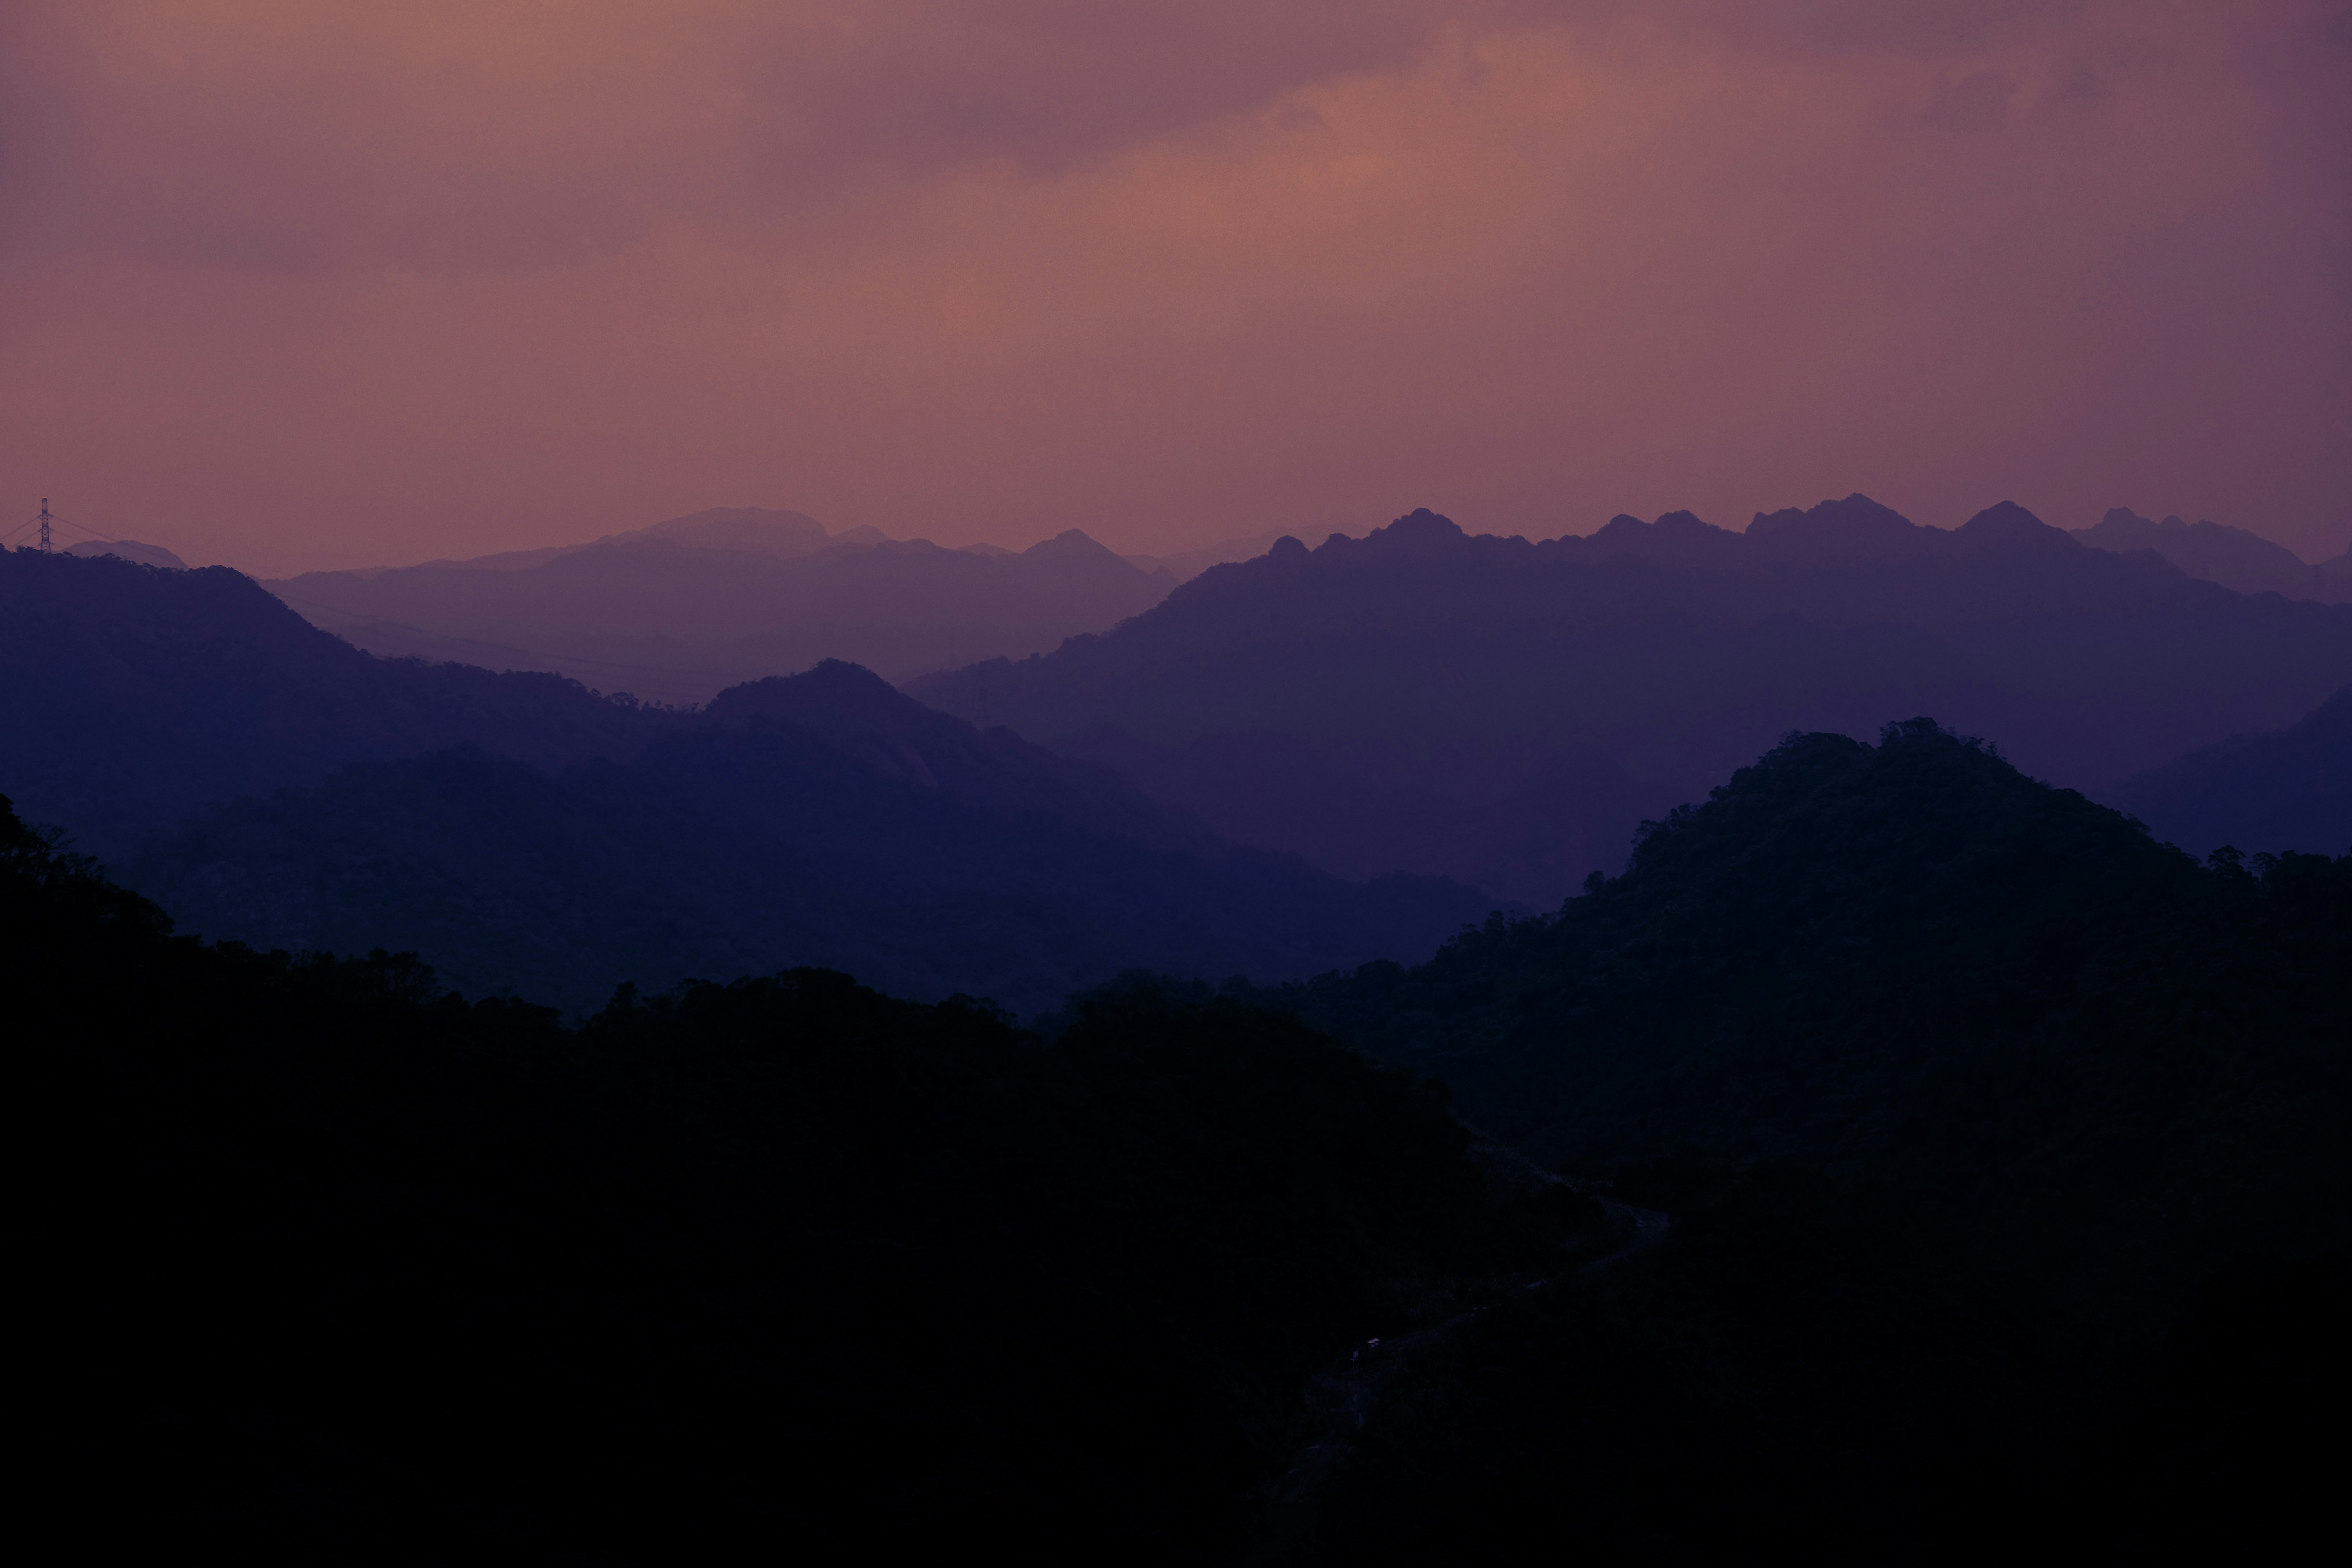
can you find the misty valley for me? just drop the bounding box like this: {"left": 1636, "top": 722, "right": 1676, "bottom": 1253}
{"left": 10, "top": 500, "right": 2348, "bottom": 1561}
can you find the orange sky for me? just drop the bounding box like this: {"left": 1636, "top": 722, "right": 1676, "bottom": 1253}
{"left": 4, "top": 1, "right": 2347, "bottom": 575}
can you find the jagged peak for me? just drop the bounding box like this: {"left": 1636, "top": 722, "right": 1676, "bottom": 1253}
{"left": 1382, "top": 507, "right": 1464, "bottom": 540}
{"left": 1746, "top": 492, "right": 1917, "bottom": 541}
{"left": 1957, "top": 500, "right": 2070, "bottom": 544}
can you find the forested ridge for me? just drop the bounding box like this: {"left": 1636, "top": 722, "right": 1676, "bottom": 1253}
{"left": 12, "top": 797, "right": 1594, "bottom": 1557}
{"left": 1264, "top": 720, "right": 2351, "bottom": 1331}
{"left": 18, "top": 709, "right": 2345, "bottom": 1557}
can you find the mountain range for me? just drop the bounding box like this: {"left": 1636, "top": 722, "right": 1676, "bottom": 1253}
{"left": 2106, "top": 684, "right": 2350, "bottom": 860}
{"left": 1, "top": 548, "right": 663, "bottom": 858}
{"left": 913, "top": 498, "right": 2352, "bottom": 904}
{"left": 14, "top": 504, "right": 2346, "bottom": 1557}
{"left": 269, "top": 506, "right": 1181, "bottom": 705}
{"left": 2073, "top": 507, "right": 2350, "bottom": 602}
{"left": 124, "top": 662, "right": 1492, "bottom": 1014}
{"left": 21, "top": 705, "right": 2341, "bottom": 1560}
{"left": 2, "top": 548, "right": 1489, "bottom": 1013}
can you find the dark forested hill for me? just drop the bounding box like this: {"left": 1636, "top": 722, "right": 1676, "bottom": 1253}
{"left": 0, "top": 548, "right": 666, "bottom": 856}
{"left": 2105, "top": 685, "right": 2351, "bottom": 860}
{"left": 1262, "top": 719, "right": 2350, "bottom": 1330}
{"left": 123, "top": 662, "right": 1497, "bottom": 1014}
{"left": 22, "top": 756, "right": 2339, "bottom": 1561}
{"left": 11, "top": 796, "right": 1592, "bottom": 1559}
{"left": 271, "top": 520, "right": 1176, "bottom": 704}
{"left": 912, "top": 500, "right": 2352, "bottom": 904}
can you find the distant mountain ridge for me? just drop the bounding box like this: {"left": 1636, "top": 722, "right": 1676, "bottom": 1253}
{"left": 272, "top": 509, "right": 1179, "bottom": 704}
{"left": 2072, "top": 508, "right": 2346, "bottom": 602}
{"left": 2104, "top": 685, "right": 2351, "bottom": 860}
{"left": 0, "top": 549, "right": 1490, "bottom": 1012}
{"left": 911, "top": 497, "right": 2352, "bottom": 904}
{"left": 386, "top": 506, "right": 867, "bottom": 574}
{"left": 1, "top": 548, "right": 665, "bottom": 857}
{"left": 1122, "top": 529, "right": 1305, "bottom": 582}
{"left": 123, "top": 661, "right": 1497, "bottom": 1014}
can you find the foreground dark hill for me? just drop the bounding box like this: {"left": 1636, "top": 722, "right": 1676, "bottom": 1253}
{"left": 272, "top": 516, "right": 1177, "bottom": 704}
{"left": 21, "top": 776, "right": 2338, "bottom": 1561}
{"left": 126, "top": 662, "right": 1494, "bottom": 1014}
{"left": 2105, "top": 684, "right": 2352, "bottom": 860}
{"left": 913, "top": 499, "right": 2352, "bottom": 903}
{"left": 1269, "top": 720, "right": 2350, "bottom": 1329}
{"left": 2073, "top": 507, "right": 2347, "bottom": 601}
{"left": 14, "top": 801, "right": 1592, "bottom": 1558}
{"left": 0, "top": 548, "right": 666, "bottom": 856}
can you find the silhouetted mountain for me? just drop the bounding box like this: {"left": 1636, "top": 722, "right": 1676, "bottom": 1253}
{"left": 2105, "top": 685, "right": 2351, "bottom": 859}
{"left": 1276, "top": 723, "right": 2350, "bottom": 1560}
{"left": 1054, "top": 726, "right": 1674, "bottom": 908}
{"left": 2319, "top": 544, "right": 2352, "bottom": 597}
{"left": 1262, "top": 719, "right": 2349, "bottom": 1331}
{"left": 20, "top": 732, "right": 2337, "bottom": 1559}
{"left": 912, "top": 499, "right": 2352, "bottom": 902}
{"left": 64, "top": 538, "right": 187, "bottom": 569}
{"left": 0, "top": 548, "right": 666, "bottom": 857}
{"left": 15, "top": 801, "right": 1593, "bottom": 1557}
{"left": 399, "top": 503, "right": 835, "bottom": 572}
{"left": 1124, "top": 528, "right": 1302, "bottom": 581}
{"left": 2073, "top": 507, "right": 2343, "bottom": 601}
{"left": 272, "top": 515, "right": 1179, "bottom": 703}
{"left": 123, "top": 662, "right": 1497, "bottom": 1014}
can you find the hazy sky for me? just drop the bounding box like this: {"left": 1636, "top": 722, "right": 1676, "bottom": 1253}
{"left": 4, "top": 1, "right": 2347, "bottom": 575}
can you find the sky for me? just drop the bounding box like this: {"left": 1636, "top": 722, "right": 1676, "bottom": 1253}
{"left": 3, "top": 1, "right": 2348, "bottom": 576}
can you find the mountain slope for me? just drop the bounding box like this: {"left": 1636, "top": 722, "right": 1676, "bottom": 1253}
{"left": 2105, "top": 685, "right": 2351, "bottom": 859}
{"left": 64, "top": 538, "right": 189, "bottom": 569}
{"left": 14, "top": 797, "right": 1588, "bottom": 1558}
{"left": 393, "top": 503, "right": 835, "bottom": 572}
{"left": 125, "top": 662, "right": 1498, "bottom": 1013}
{"left": 272, "top": 523, "right": 1178, "bottom": 702}
{"left": 2073, "top": 507, "right": 2341, "bottom": 601}
{"left": 1267, "top": 719, "right": 2350, "bottom": 1326}
{"left": 911, "top": 499, "right": 2352, "bottom": 901}
{"left": 0, "top": 548, "right": 665, "bottom": 855}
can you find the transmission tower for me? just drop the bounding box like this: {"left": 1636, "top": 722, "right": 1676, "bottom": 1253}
{"left": 37, "top": 498, "right": 54, "bottom": 553}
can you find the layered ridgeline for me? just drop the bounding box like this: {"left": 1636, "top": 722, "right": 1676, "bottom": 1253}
{"left": 2072, "top": 507, "right": 2350, "bottom": 602}
{"left": 125, "top": 662, "right": 1492, "bottom": 1013}
{"left": 11, "top": 801, "right": 1600, "bottom": 1558}
{"left": 1262, "top": 720, "right": 2350, "bottom": 1330}
{"left": 19, "top": 745, "right": 2337, "bottom": 1560}
{"left": 1, "top": 549, "right": 1489, "bottom": 1014}
{"left": 0, "top": 546, "right": 666, "bottom": 857}
{"left": 269, "top": 505, "right": 1179, "bottom": 705}
{"left": 2105, "top": 685, "right": 2351, "bottom": 860}
{"left": 912, "top": 499, "right": 2352, "bottom": 905}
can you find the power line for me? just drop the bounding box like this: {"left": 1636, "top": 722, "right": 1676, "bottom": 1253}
{"left": 6, "top": 500, "right": 114, "bottom": 551}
